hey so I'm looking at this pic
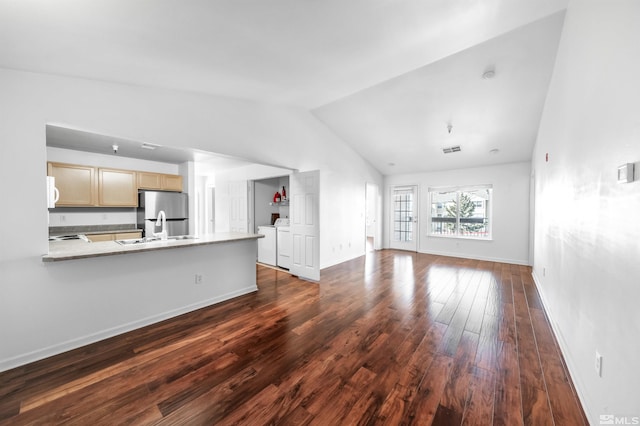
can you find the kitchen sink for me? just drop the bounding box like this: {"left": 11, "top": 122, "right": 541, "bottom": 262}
{"left": 116, "top": 235, "right": 197, "bottom": 245}
{"left": 116, "top": 237, "right": 160, "bottom": 245}
{"left": 49, "top": 234, "right": 89, "bottom": 242}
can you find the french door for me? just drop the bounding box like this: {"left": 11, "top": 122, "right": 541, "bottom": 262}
{"left": 390, "top": 185, "right": 418, "bottom": 251}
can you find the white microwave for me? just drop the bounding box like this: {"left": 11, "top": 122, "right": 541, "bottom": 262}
{"left": 46, "top": 176, "right": 59, "bottom": 208}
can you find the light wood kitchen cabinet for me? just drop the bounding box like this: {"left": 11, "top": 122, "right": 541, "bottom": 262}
{"left": 161, "top": 174, "right": 183, "bottom": 192}
{"left": 47, "top": 162, "right": 97, "bottom": 206}
{"left": 48, "top": 162, "right": 183, "bottom": 208}
{"left": 98, "top": 168, "right": 138, "bottom": 207}
{"left": 137, "top": 171, "right": 183, "bottom": 192}
{"left": 115, "top": 231, "right": 142, "bottom": 240}
{"left": 87, "top": 231, "right": 142, "bottom": 242}
{"left": 86, "top": 234, "right": 114, "bottom": 242}
{"left": 137, "top": 172, "right": 162, "bottom": 190}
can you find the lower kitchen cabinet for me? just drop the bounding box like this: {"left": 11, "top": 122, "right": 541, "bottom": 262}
{"left": 87, "top": 234, "right": 114, "bottom": 242}
{"left": 87, "top": 231, "right": 142, "bottom": 242}
{"left": 115, "top": 231, "right": 142, "bottom": 240}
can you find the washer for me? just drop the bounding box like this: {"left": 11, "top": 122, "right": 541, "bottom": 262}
{"left": 274, "top": 218, "right": 291, "bottom": 269}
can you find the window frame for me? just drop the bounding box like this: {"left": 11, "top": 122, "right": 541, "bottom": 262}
{"left": 427, "top": 185, "right": 493, "bottom": 240}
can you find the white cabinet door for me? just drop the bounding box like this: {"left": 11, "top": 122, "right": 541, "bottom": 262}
{"left": 277, "top": 227, "right": 291, "bottom": 269}
{"left": 290, "top": 170, "right": 320, "bottom": 281}
{"left": 257, "top": 226, "right": 276, "bottom": 266}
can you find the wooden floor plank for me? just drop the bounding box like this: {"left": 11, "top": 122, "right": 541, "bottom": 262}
{"left": 0, "top": 250, "right": 587, "bottom": 426}
{"left": 461, "top": 366, "right": 496, "bottom": 426}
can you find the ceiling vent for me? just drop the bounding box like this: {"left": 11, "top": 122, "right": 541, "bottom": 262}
{"left": 442, "top": 145, "right": 461, "bottom": 154}
{"left": 141, "top": 142, "right": 162, "bottom": 150}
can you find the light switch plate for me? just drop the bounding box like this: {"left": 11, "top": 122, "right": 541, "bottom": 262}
{"left": 617, "top": 163, "right": 634, "bottom": 183}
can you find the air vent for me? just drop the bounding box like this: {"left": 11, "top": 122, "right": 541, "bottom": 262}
{"left": 442, "top": 145, "right": 461, "bottom": 154}
{"left": 141, "top": 142, "right": 162, "bottom": 150}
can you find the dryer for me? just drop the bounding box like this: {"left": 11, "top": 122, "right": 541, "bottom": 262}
{"left": 275, "top": 218, "right": 291, "bottom": 269}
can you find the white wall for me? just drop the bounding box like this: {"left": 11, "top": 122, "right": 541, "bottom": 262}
{"left": 320, "top": 170, "right": 370, "bottom": 268}
{"left": 385, "top": 162, "right": 531, "bottom": 265}
{"left": 254, "top": 177, "right": 281, "bottom": 228}
{"left": 0, "top": 68, "right": 382, "bottom": 371}
{"left": 532, "top": 0, "right": 640, "bottom": 421}
{"left": 366, "top": 183, "right": 377, "bottom": 238}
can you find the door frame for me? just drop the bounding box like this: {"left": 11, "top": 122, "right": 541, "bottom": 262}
{"left": 388, "top": 185, "right": 419, "bottom": 252}
{"left": 365, "top": 182, "right": 382, "bottom": 251}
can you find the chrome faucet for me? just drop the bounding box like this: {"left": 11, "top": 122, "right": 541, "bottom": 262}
{"left": 154, "top": 210, "right": 167, "bottom": 240}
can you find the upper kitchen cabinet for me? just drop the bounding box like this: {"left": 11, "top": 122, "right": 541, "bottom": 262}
{"left": 47, "top": 162, "right": 138, "bottom": 207}
{"left": 98, "top": 168, "right": 138, "bottom": 207}
{"left": 137, "top": 171, "right": 183, "bottom": 192}
{"left": 47, "top": 162, "right": 97, "bottom": 206}
{"left": 162, "top": 174, "right": 183, "bottom": 192}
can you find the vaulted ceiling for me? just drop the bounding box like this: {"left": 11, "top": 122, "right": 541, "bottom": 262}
{"left": 0, "top": 0, "right": 567, "bottom": 175}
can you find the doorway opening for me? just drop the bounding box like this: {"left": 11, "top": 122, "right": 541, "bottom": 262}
{"left": 365, "top": 182, "right": 382, "bottom": 253}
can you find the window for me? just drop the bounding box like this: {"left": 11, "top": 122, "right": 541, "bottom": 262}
{"left": 428, "top": 185, "right": 492, "bottom": 239}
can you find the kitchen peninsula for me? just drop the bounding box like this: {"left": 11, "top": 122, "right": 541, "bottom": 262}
{"left": 43, "top": 232, "right": 263, "bottom": 262}
{"left": 26, "top": 230, "right": 265, "bottom": 372}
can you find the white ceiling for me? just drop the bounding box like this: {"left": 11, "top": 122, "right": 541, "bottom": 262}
{"left": 313, "top": 12, "right": 565, "bottom": 175}
{"left": 1, "top": 0, "right": 568, "bottom": 175}
{"left": 46, "top": 125, "right": 254, "bottom": 171}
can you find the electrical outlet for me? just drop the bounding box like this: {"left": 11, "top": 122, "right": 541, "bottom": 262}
{"left": 595, "top": 351, "right": 603, "bottom": 377}
{"left": 195, "top": 274, "right": 203, "bottom": 284}
{"left": 543, "top": 267, "right": 546, "bottom": 277}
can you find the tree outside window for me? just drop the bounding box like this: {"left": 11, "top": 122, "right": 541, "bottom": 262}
{"left": 429, "top": 186, "right": 492, "bottom": 239}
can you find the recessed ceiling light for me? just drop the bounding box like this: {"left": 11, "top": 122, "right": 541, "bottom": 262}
{"left": 388, "top": 162, "right": 395, "bottom": 166}
{"left": 489, "top": 148, "right": 500, "bottom": 155}
{"left": 141, "top": 142, "right": 162, "bottom": 150}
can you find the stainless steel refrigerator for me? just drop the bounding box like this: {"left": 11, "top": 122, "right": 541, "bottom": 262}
{"left": 137, "top": 191, "right": 189, "bottom": 237}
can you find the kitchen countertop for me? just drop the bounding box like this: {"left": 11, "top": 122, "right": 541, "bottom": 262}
{"left": 43, "top": 233, "right": 264, "bottom": 262}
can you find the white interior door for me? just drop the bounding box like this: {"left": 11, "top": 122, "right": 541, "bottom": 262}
{"left": 290, "top": 170, "right": 320, "bottom": 281}
{"left": 390, "top": 185, "right": 418, "bottom": 251}
{"left": 229, "top": 180, "right": 248, "bottom": 233}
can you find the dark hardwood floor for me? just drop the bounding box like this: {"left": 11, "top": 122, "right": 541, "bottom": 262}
{"left": 0, "top": 250, "right": 587, "bottom": 425}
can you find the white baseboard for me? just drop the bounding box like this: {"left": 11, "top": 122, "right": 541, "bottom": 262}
{"left": 530, "top": 271, "right": 592, "bottom": 423}
{"left": 418, "top": 248, "right": 530, "bottom": 266}
{"left": 0, "top": 285, "right": 257, "bottom": 373}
